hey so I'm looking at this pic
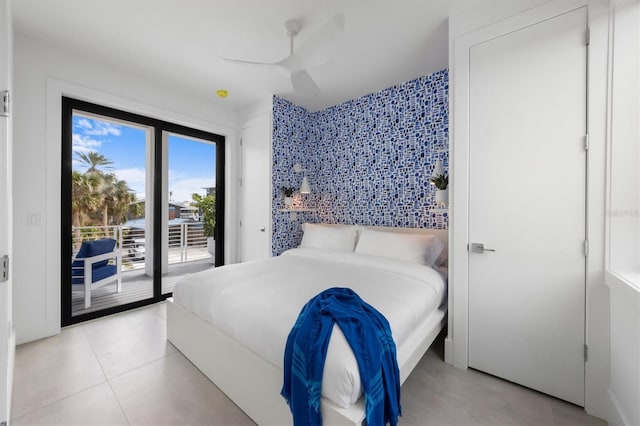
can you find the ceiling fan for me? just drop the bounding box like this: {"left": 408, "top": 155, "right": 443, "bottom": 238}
{"left": 219, "top": 14, "right": 345, "bottom": 96}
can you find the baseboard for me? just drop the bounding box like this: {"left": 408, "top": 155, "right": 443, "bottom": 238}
{"left": 607, "top": 388, "right": 631, "bottom": 426}
{"left": 444, "top": 336, "right": 454, "bottom": 365}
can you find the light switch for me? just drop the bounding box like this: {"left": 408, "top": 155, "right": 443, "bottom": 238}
{"left": 28, "top": 212, "right": 41, "bottom": 226}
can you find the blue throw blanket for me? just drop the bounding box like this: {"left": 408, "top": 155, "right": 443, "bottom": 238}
{"left": 281, "top": 287, "right": 401, "bottom": 426}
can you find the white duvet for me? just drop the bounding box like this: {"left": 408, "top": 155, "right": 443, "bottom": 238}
{"left": 172, "top": 248, "right": 446, "bottom": 408}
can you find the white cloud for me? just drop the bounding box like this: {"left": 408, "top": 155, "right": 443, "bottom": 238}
{"left": 76, "top": 118, "right": 93, "bottom": 130}
{"left": 85, "top": 121, "right": 122, "bottom": 137}
{"left": 169, "top": 177, "right": 216, "bottom": 203}
{"left": 114, "top": 167, "right": 147, "bottom": 196}
{"left": 72, "top": 134, "right": 102, "bottom": 154}
{"left": 168, "top": 169, "right": 185, "bottom": 181}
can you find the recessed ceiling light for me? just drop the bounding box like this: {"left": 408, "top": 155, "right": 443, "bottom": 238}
{"left": 216, "top": 90, "right": 228, "bottom": 99}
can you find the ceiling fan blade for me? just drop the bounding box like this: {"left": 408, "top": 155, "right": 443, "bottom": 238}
{"left": 220, "top": 14, "right": 340, "bottom": 96}
{"left": 290, "top": 70, "right": 320, "bottom": 96}
{"left": 296, "top": 13, "right": 345, "bottom": 69}
{"left": 276, "top": 52, "right": 305, "bottom": 72}
{"left": 218, "top": 55, "right": 278, "bottom": 66}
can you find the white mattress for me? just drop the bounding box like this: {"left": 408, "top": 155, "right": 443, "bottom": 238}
{"left": 172, "top": 248, "right": 446, "bottom": 408}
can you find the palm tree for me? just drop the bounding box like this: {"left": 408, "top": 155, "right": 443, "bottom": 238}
{"left": 110, "top": 180, "right": 136, "bottom": 225}
{"left": 76, "top": 151, "right": 114, "bottom": 174}
{"left": 72, "top": 152, "right": 135, "bottom": 241}
{"left": 71, "top": 171, "right": 103, "bottom": 243}
{"left": 127, "top": 200, "right": 144, "bottom": 220}
{"left": 98, "top": 173, "right": 136, "bottom": 227}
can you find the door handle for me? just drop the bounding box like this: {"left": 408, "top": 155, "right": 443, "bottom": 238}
{"left": 470, "top": 243, "right": 496, "bottom": 253}
{"left": 259, "top": 227, "right": 265, "bottom": 232}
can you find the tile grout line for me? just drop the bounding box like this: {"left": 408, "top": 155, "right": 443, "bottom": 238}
{"left": 105, "top": 352, "right": 183, "bottom": 426}
{"left": 79, "top": 324, "right": 110, "bottom": 380}
{"left": 105, "top": 350, "right": 181, "bottom": 381}
{"left": 11, "top": 327, "right": 111, "bottom": 421}
{"left": 11, "top": 381, "right": 109, "bottom": 423}
{"left": 80, "top": 324, "right": 132, "bottom": 426}
{"left": 88, "top": 304, "right": 176, "bottom": 426}
{"left": 89, "top": 304, "right": 177, "bottom": 382}
{"left": 105, "top": 379, "right": 132, "bottom": 426}
{"left": 13, "top": 304, "right": 173, "bottom": 424}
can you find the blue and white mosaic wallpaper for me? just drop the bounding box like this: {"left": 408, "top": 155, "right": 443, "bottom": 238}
{"left": 272, "top": 69, "right": 449, "bottom": 255}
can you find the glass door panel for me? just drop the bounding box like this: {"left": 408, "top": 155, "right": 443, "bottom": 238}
{"left": 69, "top": 111, "right": 154, "bottom": 317}
{"left": 161, "top": 132, "right": 217, "bottom": 294}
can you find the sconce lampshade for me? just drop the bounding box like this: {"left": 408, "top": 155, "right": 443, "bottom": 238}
{"left": 430, "top": 159, "right": 445, "bottom": 184}
{"left": 300, "top": 176, "right": 311, "bottom": 194}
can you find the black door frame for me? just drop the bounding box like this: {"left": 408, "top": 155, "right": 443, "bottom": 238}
{"left": 61, "top": 97, "right": 225, "bottom": 326}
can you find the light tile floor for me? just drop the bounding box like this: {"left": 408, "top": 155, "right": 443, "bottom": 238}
{"left": 11, "top": 303, "right": 607, "bottom": 426}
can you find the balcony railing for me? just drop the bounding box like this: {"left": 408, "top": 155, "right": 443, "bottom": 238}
{"left": 72, "top": 223, "right": 212, "bottom": 270}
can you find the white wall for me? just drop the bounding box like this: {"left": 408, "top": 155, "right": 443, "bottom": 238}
{"left": 449, "top": 0, "right": 611, "bottom": 420}
{"left": 606, "top": 1, "right": 640, "bottom": 424}
{"left": 12, "top": 34, "right": 240, "bottom": 344}
{"left": 608, "top": 0, "right": 640, "bottom": 285}
{"left": 237, "top": 97, "right": 273, "bottom": 125}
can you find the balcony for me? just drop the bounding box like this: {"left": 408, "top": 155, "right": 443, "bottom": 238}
{"left": 71, "top": 223, "right": 214, "bottom": 316}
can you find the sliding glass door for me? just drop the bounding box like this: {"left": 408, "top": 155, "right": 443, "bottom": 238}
{"left": 61, "top": 98, "right": 225, "bottom": 325}
{"left": 66, "top": 110, "right": 154, "bottom": 318}
{"left": 161, "top": 132, "right": 220, "bottom": 295}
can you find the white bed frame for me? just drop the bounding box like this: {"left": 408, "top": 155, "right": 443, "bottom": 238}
{"left": 167, "top": 227, "right": 448, "bottom": 426}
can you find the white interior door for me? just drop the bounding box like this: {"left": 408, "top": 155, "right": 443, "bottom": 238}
{"left": 240, "top": 117, "right": 271, "bottom": 262}
{"left": 468, "top": 7, "right": 587, "bottom": 406}
{"left": 0, "top": 0, "right": 13, "bottom": 422}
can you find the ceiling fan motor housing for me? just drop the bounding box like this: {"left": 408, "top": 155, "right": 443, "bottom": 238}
{"left": 284, "top": 19, "right": 302, "bottom": 37}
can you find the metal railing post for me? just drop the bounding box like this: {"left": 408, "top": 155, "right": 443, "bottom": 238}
{"left": 183, "top": 223, "right": 187, "bottom": 262}
{"left": 181, "top": 223, "right": 186, "bottom": 262}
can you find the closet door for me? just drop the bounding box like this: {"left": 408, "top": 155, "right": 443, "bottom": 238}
{"left": 239, "top": 116, "right": 271, "bottom": 262}
{"left": 468, "top": 7, "right": 587, "bottom": 405}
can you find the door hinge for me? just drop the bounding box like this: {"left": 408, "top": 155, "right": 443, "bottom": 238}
{"left": 240, "top": 138, "right": 243, "bottom": 146}
{"left": 584, "top": 134, "right": 589, "bottom": 151}
{"left": 239, "top": 219, "right": 242, "bottom": 227}
{"left": 1, "top": 90, "right": 9, "bottom": 118}
{"left": 238, "top": 178, "right": 243, "bottom": 187}
{"left": 583, "top": 240, "right": 590, "bottom": 257}
{"left": 585, "top": 27, "right": 590, "bottom": 46}
{"left": 584, "top": 344, "right": 588, "bottom": 362}
{"left": 0, "top": 255, "right": 8, "bottom": 282}
{"left": 1, "top": 420, "right": 7, "bottom": 426}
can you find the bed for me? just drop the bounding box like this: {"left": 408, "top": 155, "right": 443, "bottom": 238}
{"left": 167, "top": 225, "right": 448, "bottom": 426}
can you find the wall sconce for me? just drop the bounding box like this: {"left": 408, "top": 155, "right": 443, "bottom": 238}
{"left": 430, "top": 159, "right": 444, "bottom": 184}
{"left": 293, "top": 163, "right": 311, "bottom": 194}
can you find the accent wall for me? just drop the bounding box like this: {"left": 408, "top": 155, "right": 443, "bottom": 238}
{"left": 272, "top": 69, "right": 449, "bottom": 255}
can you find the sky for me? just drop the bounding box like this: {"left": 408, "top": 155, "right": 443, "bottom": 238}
{"left": 72, "top": 114, "right": 216, "bottom": 203}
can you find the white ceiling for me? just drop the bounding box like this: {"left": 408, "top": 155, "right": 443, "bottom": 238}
{"left": 12, "top": 0, "right": 453, "bottom": 113}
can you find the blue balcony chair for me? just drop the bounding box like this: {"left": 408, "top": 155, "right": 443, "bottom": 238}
{"left": 71, "top": 238, "right": 122, "bottom": 309}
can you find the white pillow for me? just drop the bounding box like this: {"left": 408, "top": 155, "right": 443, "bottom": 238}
{"left": 354, "top": 228, "right": 445, "bottom": 267}
{"left": 299, "top": 223, "right": 358, "bottom": 252}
